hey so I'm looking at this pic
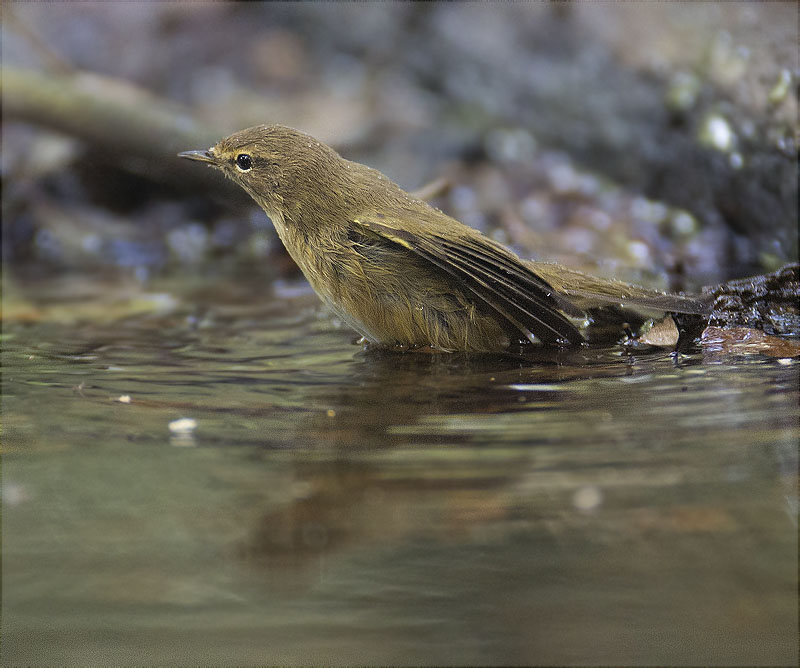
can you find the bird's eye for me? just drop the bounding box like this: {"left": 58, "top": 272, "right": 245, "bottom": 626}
{"left": 235, "top": 154, "right": 253, "bottom": 171}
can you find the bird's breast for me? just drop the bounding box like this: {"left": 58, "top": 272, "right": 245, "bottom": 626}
{"left": 269, "top": 216, "right": 509, "bottom": 351}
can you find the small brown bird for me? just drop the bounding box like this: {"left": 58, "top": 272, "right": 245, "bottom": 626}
{"left": 179, "top": 125, "right": 708, "bottom": 352}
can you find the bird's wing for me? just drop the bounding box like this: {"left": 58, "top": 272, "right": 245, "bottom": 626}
{"left": 352, "top": 217, "right": 584, "bottom": 345}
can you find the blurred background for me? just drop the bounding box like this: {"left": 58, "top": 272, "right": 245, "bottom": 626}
{"left": 4, "top": 2, "right": 797, "bottom": 290}
{"left": 2, "top": 5, "right": 798, "bottom": 667}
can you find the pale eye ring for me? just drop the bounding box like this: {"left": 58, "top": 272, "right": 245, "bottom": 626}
{"left": 235, "top": 154, "right": 253, "bottom": 171}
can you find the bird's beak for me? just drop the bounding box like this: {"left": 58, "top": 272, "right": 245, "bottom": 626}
{"left": 177, "top": 149, "right": 216, "bottom": 165}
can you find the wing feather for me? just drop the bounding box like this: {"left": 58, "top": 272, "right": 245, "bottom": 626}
{"left": 354, "top": 218, "right": 584, "bottom": 345}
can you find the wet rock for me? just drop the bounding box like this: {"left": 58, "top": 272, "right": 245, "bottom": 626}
{"left": 703, "top": 264, "right": 800, "bottom": 337}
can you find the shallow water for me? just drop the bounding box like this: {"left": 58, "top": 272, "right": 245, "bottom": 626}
{"left": 2, "top": 271, "right": 798, "bottom": 666}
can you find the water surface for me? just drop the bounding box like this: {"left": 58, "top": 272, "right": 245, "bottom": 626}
{"left": 2, "top": 272, "right": 798, "bottom": 666}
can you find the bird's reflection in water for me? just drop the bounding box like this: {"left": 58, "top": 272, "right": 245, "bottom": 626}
{"left": 240, "top": 344, "right": 677, "bottom": 572}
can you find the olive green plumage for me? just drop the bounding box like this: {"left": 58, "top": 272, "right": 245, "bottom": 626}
{"left": 179, "top": 125, "right": 708, "bottom": 352}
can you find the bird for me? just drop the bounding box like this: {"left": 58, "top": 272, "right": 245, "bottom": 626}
{"left": 179, "top": 124, "right": 708, "bottom": 353}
